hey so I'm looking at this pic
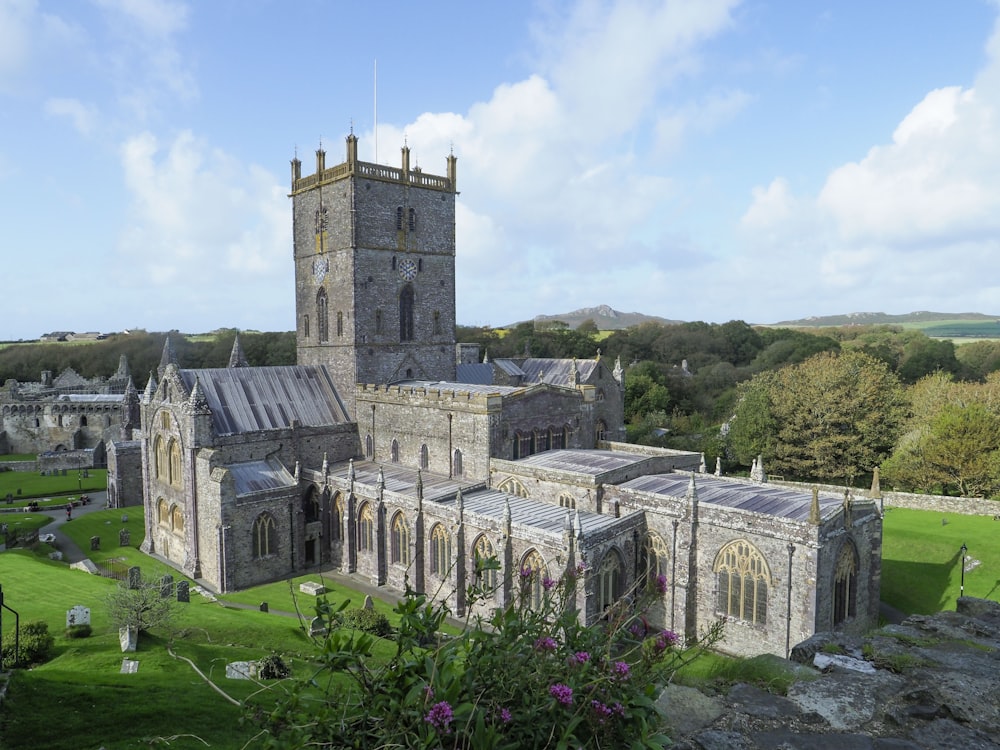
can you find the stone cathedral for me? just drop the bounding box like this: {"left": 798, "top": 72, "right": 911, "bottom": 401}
{"left": 107, "top": 134, "right": 882, "bottom": 658}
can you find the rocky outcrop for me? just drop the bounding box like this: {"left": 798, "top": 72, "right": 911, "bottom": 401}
{"left": 659, "top": 598, "right": 1000, "bottom": 749}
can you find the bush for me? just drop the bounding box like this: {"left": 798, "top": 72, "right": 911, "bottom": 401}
{"left": 258, "top": 653, "right": 290, "bottom": 680}
{"left": 1, "top": 620, "right": 55, "bottom": 666}
{"left": 250, "top": 563, "right": 723, "bottom": 748}
{"left": 341, "top": 607, "right": 391, "bottom": 637}
{"left": 65, "top": 624, "right": 92, "bottom": 639}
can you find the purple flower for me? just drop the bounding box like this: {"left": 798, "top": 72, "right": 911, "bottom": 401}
{"left": 612, "top": 661, "right": 630, "bottom": 680}
{"left": 591, "top": 700, "right": 613, "bottom": 724}
{"left": 534, "top": 636, "right": 558, "bottom": 652}
{"left": 423, "top": 685, "right": 434, "bottom": 701}
{"left": 519, "top": 567, "right": 533, "bottom": 580}
{"left": 498, "top": 707, "right": 512, "bottom": 723}
{"left": 612, "top": 702, "right": 625, "bottom": 717}
{"left": 654, "top": 629, "right": 679, "bottom": 652}
{"left": 425, "top": 701, "right": 453, "bottom": 732}
{"left": 541, "top": 575, "right": 556, "bottom": 591}
{"left": 655, "top": 574, "right": 668, "bottom": 594}
{"left": 549, "top": 683, "right": 574, "bottom": 706}
{"left": 572, "top": 651, "right": 590, "bottom": 664}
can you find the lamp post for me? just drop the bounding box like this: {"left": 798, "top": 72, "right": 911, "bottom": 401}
{"left": 959, "top": 543, "right": 968, "bottom": 607}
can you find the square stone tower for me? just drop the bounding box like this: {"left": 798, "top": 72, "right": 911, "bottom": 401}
{"left": 290, "top": 135, "right": 458, "bottom": 418}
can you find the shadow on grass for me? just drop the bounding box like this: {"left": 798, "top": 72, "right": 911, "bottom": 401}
{"left": 882, "top": 546, "right": 967, "bottom": 614}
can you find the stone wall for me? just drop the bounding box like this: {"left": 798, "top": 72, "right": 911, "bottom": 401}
{"left": 774, "top": 478, "right": 1000, "bottom": 517}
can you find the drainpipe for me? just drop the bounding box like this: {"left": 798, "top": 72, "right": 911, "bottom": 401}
{"left": 785, "top": 543, "right": 795, "bottom": 658}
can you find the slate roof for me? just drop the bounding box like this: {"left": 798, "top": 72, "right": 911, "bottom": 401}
{"left": 393, "top": 380, "right": 524, "bottom": 397}
{"left": 327, "top": 459, "right": 470, "bottom": 500}
{"left": 228, "top": 458, "right": 296, "bottom": 496}
{"left": 455, "top": 362, "right": 493, "bottom": 385}
{"left": 517, "top": 358, "right": 598, "bottom": 386}
{"left": 617, "top": 473, "right": 847, "bottom": 523}
{"left": 179, "top": 366, "right": 350, "bottom": 436}
{"left": 513, "top": 449, "right": 650, "bottom": 476}
{"left": 434, "top": 487, "right": 629, "bottom": 538}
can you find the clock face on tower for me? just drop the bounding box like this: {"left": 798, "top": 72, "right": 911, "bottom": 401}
{"left": 312, "top": 256, "right": 329, "bottom": 283}
{"left": 398, "top": 258, "right": 417, "bottom": 281}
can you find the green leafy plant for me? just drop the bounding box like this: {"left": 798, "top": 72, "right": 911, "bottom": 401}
{"left": 64, "top": 624, "right": 92, "bottom": 639}
{"left": 1, "top": 620, "right": 55, "bottom": 667}
{"left": 341, "top": 607, "right": 392, "bottom": 637}
{"left": 248, "top": 561, "right": 723, "bottom": 748}
{"left": 258, "top": 653, "right": 291, "bottom": 680}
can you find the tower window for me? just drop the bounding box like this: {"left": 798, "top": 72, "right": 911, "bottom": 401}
{"left": 408, "top": 208, "right": 416, "bottom": 231}
{"left": 399, "top": 285, "right": 414, "bottom": 342}
{"left": 337, "top": 311, "right": 343, "bottom": 337}
{"left": 317, "top": 289, "right": 329, "bottom": 343}
{"left": 396, "top": 207, "right": 403, "bottom": 230}
{"left": 433, "top": 311, "right": 441, "bottom": 335}
{"left": 303, "top": 315, "right": 310, "bottom": 339}
{"left": 392, "top": 256, "right": 397, "bottom": 270}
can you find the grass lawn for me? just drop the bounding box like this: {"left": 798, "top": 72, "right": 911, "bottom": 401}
{"left": 880, "top": 507, "right": 1000, "bottom": 614}
{"left": 0, "top": 468, "right": 108, "bottom": 503}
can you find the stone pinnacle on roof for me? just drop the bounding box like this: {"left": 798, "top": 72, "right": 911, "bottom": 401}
{"left": 228, "top": 332, "right": 250, "bottom": 368}
{"left": 416, "top": 469, "right": 423, "bottom": 503}
{"left": 142, "top": 371, "right": 157, "bottom": 404}
{"left": 574, "top": 508, "right": 583, "bottom": 540}
{"left": 158, "top": 335, "right": 179, "bottom": 379}
{"left": 321, "top": 452, "right": 329, "bottom": 478}
{"left": 376, "top": 467, "right": 385, "bottom": 494}
{"left": 809, "top": 486, "right": 821, "bottom": 525}
{"left": 114, "top": 353, "right": 131, "bottom": 381}
{"left": 348, "top": 458, "right": 356, "bottom": 488}
{"left": 869, "top": 466, "right": 882, "bottom": 499}
{"left": 456, "top": 487, "right": 464, "bottom": 522}
{"left": 483, "top": 349, "right": 490, "bottom": 364}
{"left": 612, "top": 355, "right": 624, "bottom": 385}
{"left": 188, "top": 376, "right": 211, "bottom": 414}
{"left": 715, "top": 456, "right": 722, "bottom": 476}
{"left": 698, "top": 453, "right": 707, "bottom": 473}
{"left": 686, "top": 472, "right": 698, "bottom": 503}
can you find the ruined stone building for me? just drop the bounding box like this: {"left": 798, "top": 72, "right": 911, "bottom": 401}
{"left": 106, "top": 134, "right": 881, "bottom": 657}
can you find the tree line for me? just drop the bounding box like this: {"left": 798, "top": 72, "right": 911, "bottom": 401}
{"left": 5, "top": 321, "right": 1000, "bottom": 497}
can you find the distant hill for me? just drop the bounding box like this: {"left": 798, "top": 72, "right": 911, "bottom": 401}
{"left": 773, "top": 311, "right": 999, "bottom": 327}
{"left": 771, "top": 311, "right": 1000, "bottom": 339}
{"left": 530, "top": 304, "right": 683, "bottom": 331}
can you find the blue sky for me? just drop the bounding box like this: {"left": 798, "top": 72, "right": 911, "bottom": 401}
{"left": 3, "top": 0, "right": 1000, "bottom": 340}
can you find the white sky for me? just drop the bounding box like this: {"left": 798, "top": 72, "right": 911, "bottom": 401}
{"left": 2, "top": 0, "right": 1000, "bottom": 339}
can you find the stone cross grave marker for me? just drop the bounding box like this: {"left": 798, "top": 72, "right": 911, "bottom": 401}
{"left": 66, "top": 605, "right": 90, "bottom": 628}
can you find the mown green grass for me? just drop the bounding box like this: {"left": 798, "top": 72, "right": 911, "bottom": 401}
{"left": 881, "top": 506, "right": 1000, "bottom": 614}
{"left": 0, "top": 468, "right": 107, "bottom": 502}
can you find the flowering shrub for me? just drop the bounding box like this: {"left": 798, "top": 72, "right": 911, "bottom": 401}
{"left": 248, "top": 560, "right": 722, "bottom": 748}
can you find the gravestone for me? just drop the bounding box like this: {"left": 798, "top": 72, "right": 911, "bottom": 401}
{"left": 127, "top": 566, "right": 141, "bottom": 589}
{"left": 363, "top": 594, "right": 374, "bottom": 610}
{"left": 120, "top": 659, "right": 139, "bottom": 674}
{"left": 121, "top": 514, "right": 128, "bottom": 524}
{"left": 119, "top": 528, "right": 130, "bottom": 546}
{"left": 90, "top": 536, "right": 100, "bottom": 551}
{"left": 309, "top": 616, "right": 327, "bottom": 637}
{"left": 160, "top": 574, "right": 174, "bottom": 599}
{"left": 259, "top": 602, "right": 268, "bottom": 613}
{"left": 119, "top": 626, "right": 138, "bottom": 653}
{"left": 66, "top": 605, "right": 91, "bottom": 628}
{"left": 299, "top": 581, "right": 326, "bottom": 596}
{"left": 176, "top": 580, "right": 190, "bottom": 603}
{"left": 226, "top": 661, "right": 258, "bottom": 680}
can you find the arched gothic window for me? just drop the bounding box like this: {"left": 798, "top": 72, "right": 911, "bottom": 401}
{"left": 170, "top": 504, "right": 184, "bottom": 534}
{"left": 303, "top": 490, "right": 320, "bottom": 523}
{"left": 391, "top": 512, "right": 409, "bottom": 565}
{"left": 168, "top": 439, "right": 181, "bottom": 487}
{"left": 833, "top": 540, "right": 859, "bottom": 625}
{"left": 497, "top": 477, "right": 528, "bottom": 498}
{"left": 303, "top": 314, "right": 310, "bottom": 339}
{"left": 391, "top": 439, "right": 400, "bottom": 463}
{"left": 598, "top": 549, "right": 624, "bottom": 612}
{"left": 430, "top": 524, "right": 451, "bottom": 577}
{"left": 332, "top": 494, "right": 344, "bottom": 542}
{"left": 714, "top": 540, "right": 770, "bottom": 626}
{"left": 452, "top": 448, "right": 463, "bottom": 477}
{"left": 154, "top": 435, "right": 167, "bottom": 480}
{"left": 317, "top": 289, "right": 329, "bottom": 342}
{"left": 558, "top": 493, "right": 576, "bottom": 509}
{"left": 595, "top": 420, "right": 608, "bottom": 444}
{"left": 473, "top": 535, "right": 497, "bottom": 591}
{"left": 420, "top": 444, "right": 429, "bottom": 470}
{"left": 399, "top": 284, "right": 415, "bottom": 342}
{"left": 157, "top": 498, "right": 169, "bottom": 526}
{"left": 365, "top": 434, "right": 373, "bottom": 458}
{"left": 253, "top": 513, "right": 278, "bottom": 559}
{"left": 520, "top": 549, "right": 547, "bottom": 610}
{"left": 358, "top": 503, "right": 374, "bottom": 553}
{"left": 642, "top": 533, "right": 669, "bottom": 592}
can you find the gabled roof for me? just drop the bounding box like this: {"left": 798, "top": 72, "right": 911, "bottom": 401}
{"left": 178, "top": 366, "right": 350, "bottom": 436}
{"left": 513, "top": 449, "right": 649, "bottom": 476}
{"left": 228, "top": 457, "right": 295, "bottom": 495}
{"left": 617, "top": 473, "right": 848, "bottom": 523}
{"left": 517, "top": 358, "right": 597, "bottom": 386}
{"left": 455, "top": 362, "right": 493, "bottom": 385}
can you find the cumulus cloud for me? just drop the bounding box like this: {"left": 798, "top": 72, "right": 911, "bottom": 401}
{"left": 117, "top": 130, "right": 287, "bottom": 289}
{"left": 45, "top": 97, "right": 98, "bottom": 135}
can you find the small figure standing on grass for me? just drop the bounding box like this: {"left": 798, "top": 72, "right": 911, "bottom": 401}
{"left": 66, "top": 503, "right": 72, "bottom": 521}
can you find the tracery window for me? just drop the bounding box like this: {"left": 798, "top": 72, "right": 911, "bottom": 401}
{"left": 391, "top": 512, "right": 409, "bottom": 565}
{"left": 358, "top": 503, "right": 374, "bottom": 553}
{"left": 558, "top": 493, "right": 576, "bottom": 509}
{"left": 473, "top": 535, "right": 497, "bottom": 591}
{"left": 157, "top": 498, "right": 169, "bottom": 526}
{"left": 399, "top": 285, "right": 415, "bottom": 342}
{"left": 154, "top": 435, "right": 167, "bottom": 480}
{"left": 598, "top": 549, "right": 624, "bottom": 613}
{"left": 714, "top": 540, "right": 769, "bottom": 626}
{"left": 430, "top": 524, "right": 451, "bottom": 577}
{"left": 317, "top": 288, "right": 329, "bottom": 343}
{"left": 452, "top": 448, "right": 463, "bottom": 477}
{"left": 420, "top": 444, "right": 429, "bottom": 470}
{"left": 253, "top": 513, "right": 278, "bottom": 559}
{"left": 170, "top": 504, "right": 184, "bottom": 534}
{"left": 833, "top": 540, "right": 859, "bottom": 625}
{"left": 520, "top": 549, "right": 547, "bottom": 610}
{"left": 642, "top": 533, "right": 669, "bottom": 591}
{"left": 332, "top": 494, "right": 344, "bottom": 542}
{"left": 497, "top": 477, "right": 528, "bottom": 498}
{"left": 365, "top": 434, "right": 373, "bottom": 458}
{"left": 168, "top": 438, "right": 181, "bottom": 487}
{"left": 391, "top": 439, "right": 400, "bottom": 464}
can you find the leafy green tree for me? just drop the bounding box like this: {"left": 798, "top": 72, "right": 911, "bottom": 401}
{"left": 105, "top": 576, "right": 176, "bottom": 634}
{"left": 624, "top": 362, "right": 670, "bottom": 423}
{"left": 727, "top": 370, "right": 779, "bottom": 466}
{"left": 956, "top": 339, "right": 1000, "bottom": 379}
{"left": 729, "top": 351, "right": 906, "bottom": 483}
